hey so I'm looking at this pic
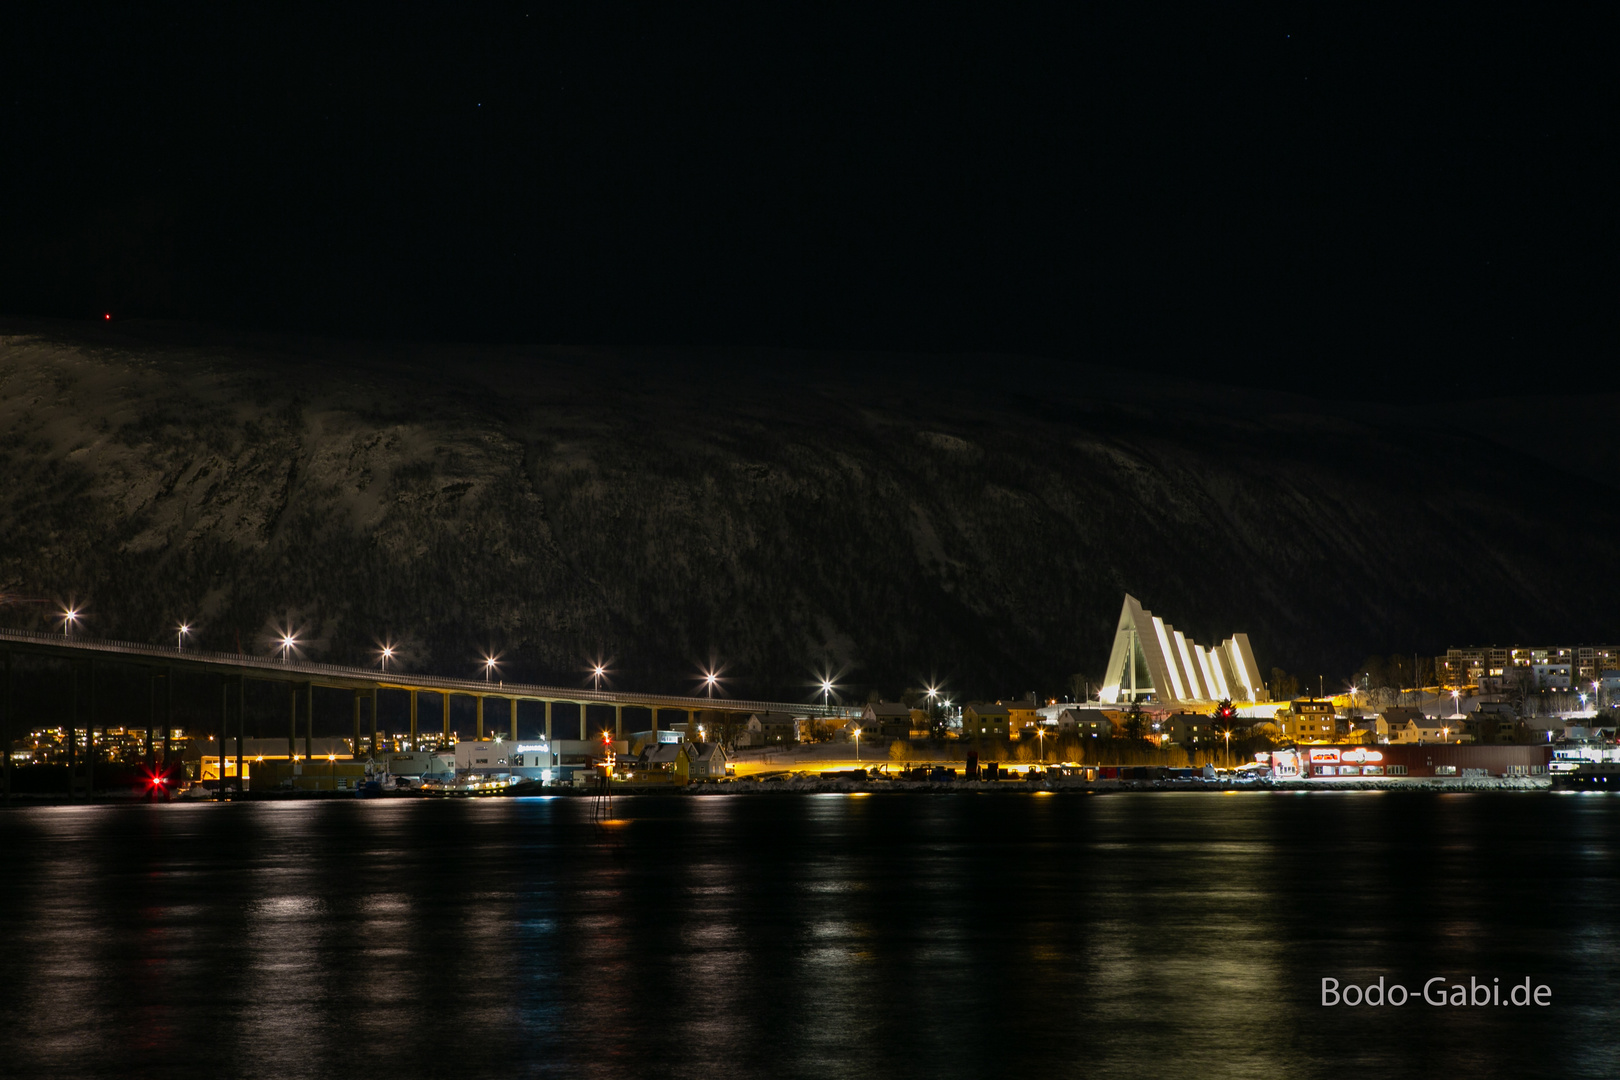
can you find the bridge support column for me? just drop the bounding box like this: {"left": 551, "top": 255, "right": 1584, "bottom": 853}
{"left": 86, "top": 660, "right": 96, "bottom": 797}
{"left": 287, "top": 681, "right": 297, "bottom": 762}
{"left": 370, "top": 688, "right": 379, "bottom": 757}
{"left": 163, "top": 667, "right": 173, "bottom": 777}
{"left": 544, "top": 700, "right": 552, "bottom": 742}
{"left": 615, "top": 705, "right": 623, "bottom": 741}
{"left": 409, "top": 690, "right": 418, "bottom": 751}
{"left": 304, "top": 682, "right": 314, "bottom": 765}
{"left": 509, "top": 698, "right": 517, "bottom": 742}
{"left": 688, "top": 709, "right": 698, "bottom": 741}
{"left": 649, "top": 706, "right": 658, "bottom": 734}
{"left": 443, "top": 692, "right": 451, "bottom": 746}
{"left": 67, "top": 661, "right": 77, "bottom": 785}
{"left": 146, "top": 671, "right": 156, "bottom": 771}
{"left": 579, "top": 703, "right": 587, "bottom": 742}
{"left": 476, "top": 696, "right": 484, "bottom": 741}
{"left": 3, "top": 650, "right": 11, "bottom": 804}
{"left": 220, "top": 676, "right": 229, "bottom": 789}
{"left": 236, "top": 676, "right": 246, "bottom": 796}
{"left": 353, "top": 690, "right": 362, "bottom": 759}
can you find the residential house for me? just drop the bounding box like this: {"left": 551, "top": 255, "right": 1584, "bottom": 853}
{"left": 1387, "top": 717, "right": 1466, "bottom": 744}
{"left": 1005, "top": 699, "right": 1040, "bottom": 739}
{"left": 963, "top": 703, "right": 1011, "bottom": 739}
{"left": 745, "top": 712, "right": 805, "bottom": 747}
{"left": 1462, "top": 710, "right": 1532, "bottom": 745}
{"left": 1276, "top": 699, "right": 1338, "bottom": 743}
{"left": 1161, "top": 712, "right": 1220, "bottom": 750}
{"left": 862, "top": 702, "right": 918, "bottom": 741}
{"left": 1053, "top": 708, "right": 1114, "bottom": 739}
{"left": 676, "top": 742, "right": 729, "bottom": 783}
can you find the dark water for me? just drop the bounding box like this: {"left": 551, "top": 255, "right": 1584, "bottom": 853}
{"left": 1, "top": 792, "right": 1617, "bottom": 1079}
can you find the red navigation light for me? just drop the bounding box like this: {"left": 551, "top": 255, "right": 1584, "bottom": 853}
{"left": 103, "top": 313, "right": 111, "bottom": 320}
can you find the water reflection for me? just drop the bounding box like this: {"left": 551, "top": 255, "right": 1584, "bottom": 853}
{"left": 0, "top": 794, "right": 1616, "bottom": 1078}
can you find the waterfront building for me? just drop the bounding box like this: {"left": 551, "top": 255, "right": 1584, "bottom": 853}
{"left": 1098, "top": 594, "right": 1265, "bottom": 707}
{"left": 1268, "top": 743, "right": 1551, "bottom": 778}
{"left": 677, "top": 742, "right": 728, "bottom": 782}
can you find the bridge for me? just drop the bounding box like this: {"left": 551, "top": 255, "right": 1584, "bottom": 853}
{"left": 0, "top": 627, "right": 858, "bottom": 797}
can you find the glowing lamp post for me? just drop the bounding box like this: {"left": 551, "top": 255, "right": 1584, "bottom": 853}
{"left": 279, "top": 633, "right": 297, "bottom": 663}
{"left": 62, "top": 607, "right": 79, "bottom": 638}
{"left": 484, "top": 655, "right": 499, "bottom": 683}
{"left": 177, "top": 622, "right": 191, "bottom": 651}
{"left": 593, "top": 664, "right": 606, "bottom": 691}
{"left": 852, "top": 725, "right": 861, "bottom": 762}
{"left": 379, "top": 644, "right": 395, "bottom": 672}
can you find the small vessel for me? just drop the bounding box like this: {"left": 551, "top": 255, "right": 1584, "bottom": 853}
{"left": 419, "top": 770, "right": 522, "bottom": 796}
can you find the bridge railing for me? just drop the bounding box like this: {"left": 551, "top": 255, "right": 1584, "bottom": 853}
{"left": 0, "top": 627, "right": 861, "bottom": 719}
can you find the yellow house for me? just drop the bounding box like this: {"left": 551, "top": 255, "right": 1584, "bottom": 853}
{"left": 1276, "top": 700, "right": 1338, "bottom": 743}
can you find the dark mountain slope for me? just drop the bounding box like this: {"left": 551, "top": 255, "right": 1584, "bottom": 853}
{"left": 1, "top": 320, "right": 1614, "bottom": 701}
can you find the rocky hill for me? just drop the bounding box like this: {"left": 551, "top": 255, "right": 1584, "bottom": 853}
{"left": 2, "top": 319, "right": 1615, "bottom": 703}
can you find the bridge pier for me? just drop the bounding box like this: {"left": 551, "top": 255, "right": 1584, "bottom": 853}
{"left": 3, "top": 649, "right": 11, "bottom": 804}
{"left": 475, "top": 695, "right": 484, "bottom": 740}
{"left": 67, "top": 661, "right": 77, "bottom": 792}
{"left": 370, "top": 688, "right": 379, "bottom": 757}
{"left": 352, "top": 689, "right": 362, "bottom": 760}
{"left": 579, "top": 703, "right": 587, "bottom": 742}
{"left": 509, "top": 697, "right": 517, "bottom": 742}
{"left": 442, "top": 691, "right": 451, "bottom": 747}
{"left": 287, "top": 682, "right": 297, "bottom": 762}
{"left": 615, "top": 704, "right": 623, "bottom": 740}
{"left": 544, "top": 700, "right": 552, "bottom": 742}
{"left": 304, "top": 682, "right": 314, "bottom": 764}
{"left": 86, "top": 660, "right": 96, "bottom": 797}
{"left": 163, "top": 668, "right": 173, "bottom": 797}
{"left": 409, "top": 689, "right": 418, "bottom": 751}
{"left": 219, "top": 676, "right": 228, "bottom": 790}
{"left": 649, "top": 706, "right": 658, "bottom": 734}
{"left": 236, "top": 676, "right": 245, "bottom": 796}
{"left": 145, "top": 671, "right": 155, "bottom": 771}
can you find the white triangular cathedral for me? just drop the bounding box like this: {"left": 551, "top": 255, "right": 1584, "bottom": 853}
{"left": 1098, "top": 594, "right": 1265, "bottom": 706}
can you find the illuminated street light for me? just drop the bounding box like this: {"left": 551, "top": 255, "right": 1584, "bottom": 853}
{"left": 483, "top": 654, "right": 500, "bottom": 683}
{"left": 593, "top": 663, "right": 606, "bottom": 690}
{"left": 379, "top": 643, "right": 395, "bottom": 672}
{"left": 62, "top": 607, "right": 79, "bottom": 637}
{"left": 177, "top": 622, "right": 191, "bottom": 651}
{"left": 702, "top": 668, "right": 720, "bottom": 698}
{"left": 852, "top": 725, "right": 861, "bottom": 762}
{"left": 279, "top": 632, "right": 297, "bottom": 662}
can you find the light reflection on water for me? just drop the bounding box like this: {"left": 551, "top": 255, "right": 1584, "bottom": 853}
{"left": 0, "top": 793, "right": 1617, "bottom": 1079}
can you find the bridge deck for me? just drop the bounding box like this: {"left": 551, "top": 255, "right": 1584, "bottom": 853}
{"left": 0, "top": 628, "right": 854, "bottom": 718}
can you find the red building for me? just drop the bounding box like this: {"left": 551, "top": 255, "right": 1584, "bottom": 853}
{"left": 1266, "top": 743, "right": 1551, "bottom": 779}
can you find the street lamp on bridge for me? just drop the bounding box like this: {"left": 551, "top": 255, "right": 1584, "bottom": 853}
{"left": 379, "top": 643, "right": 395, "bottom": 672}
{"left": 62, "top": 606, "right": 80, "bottom": 637}
{"left": 177, "top": 622, "right": 191, "bottom": 651}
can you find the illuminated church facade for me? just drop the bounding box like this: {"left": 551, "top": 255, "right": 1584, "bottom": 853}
{"left": 1098, "top": 594, "right": 1266, "bottom": 707}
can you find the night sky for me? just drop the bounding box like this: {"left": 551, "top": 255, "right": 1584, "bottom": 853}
{"left": 3, "top": 5, "right": 1611, "bottom": 399}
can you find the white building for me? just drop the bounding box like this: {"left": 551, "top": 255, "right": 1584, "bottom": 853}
{"left": 1098, "top": 594, "right": 1265, "bottom": 707}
